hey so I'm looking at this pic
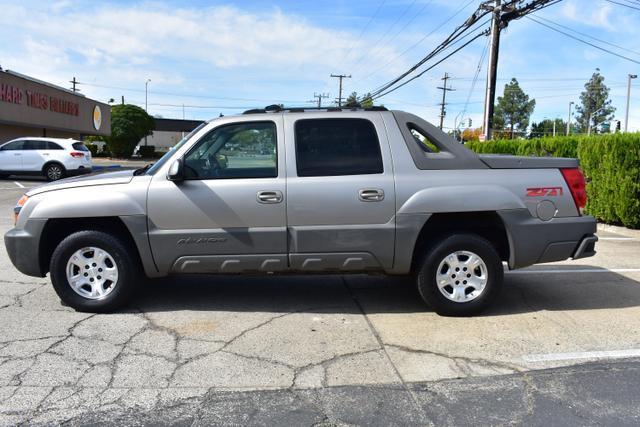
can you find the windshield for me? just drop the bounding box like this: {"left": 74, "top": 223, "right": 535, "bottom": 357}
{"left": 145, "top": 122, "right": 208, "bottom": 175}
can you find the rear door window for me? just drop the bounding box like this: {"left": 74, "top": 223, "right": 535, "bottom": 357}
{"left": 294, "top": 118, "right": 383, "bottom": 177}
{"left": 23, "top": 140, "right": 48, "bottom": 150}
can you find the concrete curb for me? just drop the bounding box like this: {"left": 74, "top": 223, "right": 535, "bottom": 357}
{"left": 598, "top": 223, "right": 640, "bottom": 239}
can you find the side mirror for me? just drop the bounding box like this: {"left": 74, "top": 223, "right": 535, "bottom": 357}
{"left": 167, "top": 158, "right": 184, "bottom": 182}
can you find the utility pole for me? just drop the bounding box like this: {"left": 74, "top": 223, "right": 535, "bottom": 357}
{"left": 566, "top": 101, "right": 574, "bottom": 136}
{"left": 145, "top": 79, "right": 151, "bottom": 147}
{"left": 330, "top": 74, "right": 351, "bottom": 107}
{"left": 552, "top": 119, "right": 556, "bottom": 137}
{"left": 625, "top": 74, "right": 637, "bottom": 132}
{"left": 482, "top": 0, "right": 502, "bottom": 141}
{"left": 312, "top": 92, "right": 330, "bottom": 108}
{"left": 69, "top": 77, "right": 80, "bottom": 92}
{"left": 437, "top": 73, "right": 455, "bottom": 130}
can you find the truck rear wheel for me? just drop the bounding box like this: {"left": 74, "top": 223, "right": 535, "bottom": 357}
{"left": 50, "top": 230, "right": 139, "bottom": 313}
{"left": 416, "top": 233, "right": 503, "bottom": 316}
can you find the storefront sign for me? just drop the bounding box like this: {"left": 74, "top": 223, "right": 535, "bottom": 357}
{"left": 0, "top": 71, "right": 110, "bottom": 136}
{"left": 1, "top": 83, "right": 79, "bottom": 116}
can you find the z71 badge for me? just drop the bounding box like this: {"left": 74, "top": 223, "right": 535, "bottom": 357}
{"left": 526, "top": 187, "right": 564, "bottom": 197}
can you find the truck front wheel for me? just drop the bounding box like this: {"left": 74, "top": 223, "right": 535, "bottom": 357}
{"left": 416, "top": 233, "right": 503, "bottom": 316}
{"left": 50, "top": 230, "right": 139, "bottom": 313}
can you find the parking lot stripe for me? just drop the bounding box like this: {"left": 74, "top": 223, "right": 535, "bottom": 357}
{"left": 507, "top": 268, "right": 640, "bottom": 274}
{"left": 523, "top": 349, "right": 640, "bottom": 363}
{"left": 13, "top": 181, "right": 25, "bottom": 188}
{"left": 598, "top": 237, "right": 636, "bottom": 241}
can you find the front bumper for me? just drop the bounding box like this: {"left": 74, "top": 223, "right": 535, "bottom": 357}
{"left": 4, "top": 219, "right": 47, "bottom": 277}
{"left": 498, "top": 210, "right": 598, "bottom": 269}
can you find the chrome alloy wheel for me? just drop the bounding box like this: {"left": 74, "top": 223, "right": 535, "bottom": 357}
{"left": 65, "top": 247, "right": 119, "bottom": 300}
{"left": 46, "top": 164, "right": 63, "bottom": 180}
{"left": 436, "top": 251, "right": 488, "bottom": 303}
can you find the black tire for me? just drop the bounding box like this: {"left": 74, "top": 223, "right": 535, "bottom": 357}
{"left": 50, "top": 230, "right": 139, "bottom": 313}
{"left": 43, "top": 163, "right": 65, "bottom": 181}
{"left": 416, "top": 233, "right": 503, "bottom": 317}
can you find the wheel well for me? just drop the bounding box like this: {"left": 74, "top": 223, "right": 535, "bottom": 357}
{"left": 411, "top": 211, "right": 510, "bottom": 271}
{"left": 42, "top": 161, "right": 66, "bottom": 173}
{"left": 39, "top": 217, "right": 140, "bottom": 275}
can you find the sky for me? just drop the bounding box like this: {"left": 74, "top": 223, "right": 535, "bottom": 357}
{"left": 1, "top": 0, "right": 639, "bottom": 132}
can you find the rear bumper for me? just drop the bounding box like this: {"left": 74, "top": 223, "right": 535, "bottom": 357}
{"left": 3, "top": 219, "right": 47, "bottom": 277}
{"left": 66, "top": 166, "right": 92, "bottom": 177}
{"left": 498, "top": 210, "right": 597, "bottom": 269}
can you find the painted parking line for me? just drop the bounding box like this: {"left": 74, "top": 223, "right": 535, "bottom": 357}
{"left": 507, "top": 268, "right": 640, "bottom": 274}
{"left": 523, "top": 349, "right": 640, "bottom": 363}
{"left": 598, "top": 237, "right": 636, "bottom": 241}
{"left": 13, "top": 181, "right": 25, "bottom": 188}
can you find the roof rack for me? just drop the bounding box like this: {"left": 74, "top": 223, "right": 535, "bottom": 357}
{"left": 242, "top": 105, "right": 388, "bottom": 115}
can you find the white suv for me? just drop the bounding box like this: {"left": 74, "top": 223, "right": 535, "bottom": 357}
{"left": 0, "top": 137, "right": 92, "bottom": 181}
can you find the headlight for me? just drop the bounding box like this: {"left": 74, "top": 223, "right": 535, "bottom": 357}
{"left": 14, "top": 195, "right": 28, "bottom": 225}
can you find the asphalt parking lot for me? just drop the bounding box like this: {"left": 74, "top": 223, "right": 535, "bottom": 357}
{"left": 1, "top": 178, "right": 640, "bottom": 425}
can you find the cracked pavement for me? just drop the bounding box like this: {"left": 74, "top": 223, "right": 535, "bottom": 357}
{"left": 2, "top": 181, "right": 640, "bottom": 425}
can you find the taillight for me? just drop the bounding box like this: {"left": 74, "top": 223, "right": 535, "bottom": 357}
{"left": 70, "top": 152, "right": 84, "bottom": 158}
{"left": 561, "top": 168, "right": 587, "bottom": 212}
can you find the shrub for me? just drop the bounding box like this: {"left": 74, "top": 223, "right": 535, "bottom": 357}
{"left": 84, "top": 143, "right": 99, "bottom": 157}
{"left": 468, "top": 133, "right": 640, "bottom": 229}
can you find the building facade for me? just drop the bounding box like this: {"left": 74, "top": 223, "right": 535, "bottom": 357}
{"left": 139, "top": 118, "right": 205, "bottom": 152}
{"left": 0, "top": 70, "right": 111, "bottom": 143}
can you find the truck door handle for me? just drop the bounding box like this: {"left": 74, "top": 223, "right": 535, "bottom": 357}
{"left": 359, "top": 188, "right": 385, "bottom": 202}
{"left": 257, "top": 190, "right": 283, "bottom": 204}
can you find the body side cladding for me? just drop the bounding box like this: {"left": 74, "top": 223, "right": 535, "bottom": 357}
{"left": 397, "top": 185, "right": 526, "bottom": 215}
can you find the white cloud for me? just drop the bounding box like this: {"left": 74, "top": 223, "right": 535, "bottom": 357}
{"left": 560, "top": 0, "right": 615, "bottom": 30}
{"left": 0, "top": 3, "right": 406, "bottom": 77}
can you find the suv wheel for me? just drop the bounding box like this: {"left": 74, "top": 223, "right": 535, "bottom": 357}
{"left": 50, "top": 231, "right": 139, "bottom": 312}
{"left": 44, "top": 163, "right": 65, "bottom": 181}
{"left": 416, "top": 233, "right": 503, "bottom": 317}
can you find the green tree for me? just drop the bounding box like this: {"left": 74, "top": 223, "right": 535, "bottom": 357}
{"left": 344, "top": 92, "right": 374, "bottom": 108}
{"left": 493, "top": 78, "right": 536, "bottom": 139}
{"left": 575, "top": 70, "right": 615, "bottom": 134}
{"left": 529, "top": 118, "right": 567, "bottom": 138}
{"left": 107, "top": 104, "right": 155, "bottom": 157}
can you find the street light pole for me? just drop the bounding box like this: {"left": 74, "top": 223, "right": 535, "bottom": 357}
{"left": 625, "top": 74, "right": 637, "bottom": 132}
{"left": 588, "top": 106, "right": 605, "bottom": 136}
{"left": 145, "top": 79, "right": 151, "bottom": 147}
{"left": 566, "top": 101, "right": 574, "bottom": 136}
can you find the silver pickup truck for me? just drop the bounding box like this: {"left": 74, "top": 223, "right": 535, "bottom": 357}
{"left": 4, "top": 106, "right": 597, "bottom": 316}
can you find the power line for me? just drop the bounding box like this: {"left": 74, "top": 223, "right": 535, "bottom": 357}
{"left": 604, "top": 0, "right": 640, "bottom": 10}
{"left": 353, "top": 0, "right": 478, "bottom": 87}
{"left": 368, "top": 10, "right": 492, "bottom": 99}
{"left": 348, "top": 0, "right": 423, "bottom": 75}
{"left": 532, "top": 15, "right": 640, "bottom": 57}
{"left": 338, "top": 0, "right": 388, "bottom": 65}
{"left": 372, "top": 29, "right": 489, "bottom": 100}
{"left": 526, "top": 15, "right": 640, "bottom": 65}
{"left": 76, "top": 81, "right": 308, "bottom": 103}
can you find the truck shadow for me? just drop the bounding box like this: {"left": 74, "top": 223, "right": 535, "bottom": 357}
{"left": 134, "top": 266, "right": 640, "bottom": 316}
